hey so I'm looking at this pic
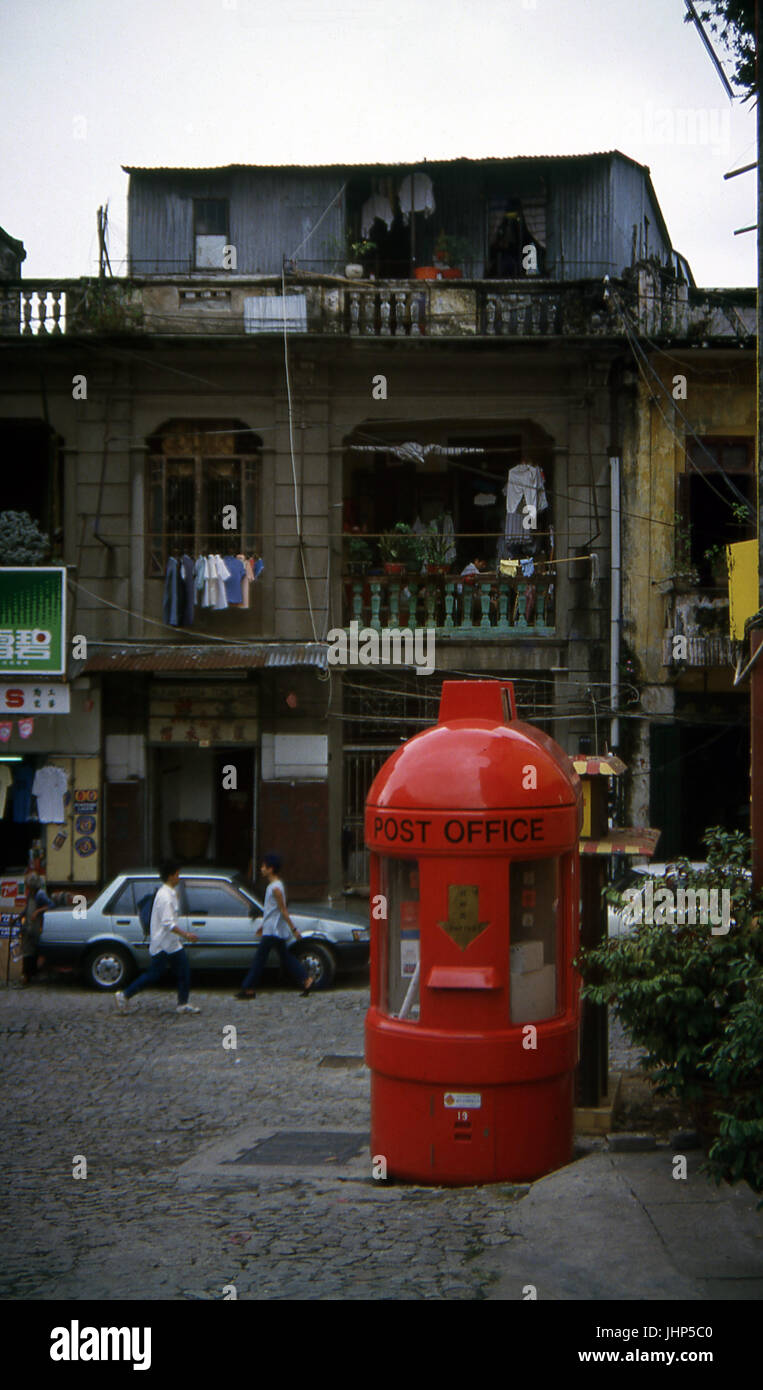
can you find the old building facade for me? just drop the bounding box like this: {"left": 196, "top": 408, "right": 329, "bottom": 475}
{"left": 0, "top": 153, "right": 753, "bottom": 896}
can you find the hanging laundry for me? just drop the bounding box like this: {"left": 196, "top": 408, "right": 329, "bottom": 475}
{"left": 520, "top": 557, "right": 535, "bottom": 577}
{"left": 223, "top": 555, "right": 247, "bottom": 606}
{"left": 360, "top": 193, "right": 395, "bottom": 239}
{"left": 180, "top": 554, "right": 195, "bottom": 625}
{"left": 499, "top": 559, "right": 520, "bottom": 578}
{"left": 194, "top": 555, "right": 209, "bottom": 607}
{"left": 398, "top": 173, "right": 435, "bottom": 223}
{"left": 234, "top": 554, "right": 252, "bottom": 609}
{"left": 505, "top": 463, "right": 548, "bottom": 519}
{"left": 209, "top": 555, "right": 231, "bottom": 610}
{"left": 32, "top": 764, "right": 68, "bottom": 823}
{"left": 162, "top": 556, "right": 181, "bottom": 626}
{"left": 11, "top": 764, "right": 35, "bottom": 822}
{"left": 0, "top": 763, "right": 12, "bottom": 816}
{"left": 253, "top": 557, "right": 264, "bottom": 580}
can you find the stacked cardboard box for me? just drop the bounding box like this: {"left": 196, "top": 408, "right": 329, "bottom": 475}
{"left": 0, "top": 876, "right": 26, "bottom": 985}
{"left": 510, "top": 939, "right": 556, "bottom": 1022}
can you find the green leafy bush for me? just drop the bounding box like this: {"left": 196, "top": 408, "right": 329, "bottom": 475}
{"left": 577, "top": 828, "right": 763, "bottom": 1196}
{"left": 705, "top": 973, "right": 763, "bottom": 1199}
{"left": 0, "top": 510, "right": 50, "bottom": 565}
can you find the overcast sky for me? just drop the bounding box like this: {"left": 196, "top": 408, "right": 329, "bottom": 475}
{"left": 1, "top": 0, "right": 757, "bottom": 285}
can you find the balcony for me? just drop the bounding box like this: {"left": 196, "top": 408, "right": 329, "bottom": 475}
{"left": 2, "top": 270, "right": 754, "bottom": 344}
{"left": 343, "top": 571, "right": 555, "bottom": 638}
{"left": 662, "top": 588, "right": 737, "bottom": 668}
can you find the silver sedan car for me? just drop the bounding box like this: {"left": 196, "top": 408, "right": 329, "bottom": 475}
{"left": 38, "top": 869, "right": 370, "bottom": 991}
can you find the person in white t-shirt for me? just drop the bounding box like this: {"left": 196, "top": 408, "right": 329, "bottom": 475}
{"left": 116, "top": 861, "right": 200, "bottom": 1014}
{"left": 234, "top": 853, "right": 315, "bottom": 1000}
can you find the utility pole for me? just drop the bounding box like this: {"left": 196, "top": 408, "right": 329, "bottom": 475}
{"left": 687, "top": 0, "right": 762, "bottom": 887}
{"left": 754, "top": 0, "right": 763, "bottom": 891}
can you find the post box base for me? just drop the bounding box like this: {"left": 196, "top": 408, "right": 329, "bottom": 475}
{"left": 370, "top": 1070, "right": 575, "bottom": 1184}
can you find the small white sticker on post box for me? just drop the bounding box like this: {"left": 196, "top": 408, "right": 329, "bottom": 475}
{"left": 443, "top": 1092, "right": 482, "bottom": 1109}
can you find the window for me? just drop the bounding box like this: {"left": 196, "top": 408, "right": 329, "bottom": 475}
{"left": 146, "top": 419, "right": 261, "bottom": 575}
{"left": 107, "top": 877, "right": 157, "bottom": 915}
{"left": 378, "top": 856, "right": 421, "bottom": 1020}
{"left": 678, "top": 438, "right": 754, "bottom": 585}
{"left": 194, "top": 198, "right": 229, "bottom": 270}
{"left": 509, "top": 857, "right": 560, "bottom": 1023}
{"left": 486, "top": 196, "right": 546, "bottom": 277}
{"left": 183, "top": 880, "right": 251, "bottom": 916}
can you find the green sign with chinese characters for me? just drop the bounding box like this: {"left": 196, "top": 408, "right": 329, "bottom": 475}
{"left": 0, "top": 568, "right": 66, "bottom": 675}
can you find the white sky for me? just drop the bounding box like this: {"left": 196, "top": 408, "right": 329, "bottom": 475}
{"left": 0, "top": 0, "right": 757, "bottom": 285}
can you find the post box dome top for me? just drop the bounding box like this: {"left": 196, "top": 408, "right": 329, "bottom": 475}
{"left": 367, "top": 680, "right": 580, "bottom": 811}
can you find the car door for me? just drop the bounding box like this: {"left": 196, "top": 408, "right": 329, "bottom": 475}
{"left": 105, "top": 876, "right": 159, "bottom": 968}
{"left": 181, "top": 877, "right": 258, "bottom": 969}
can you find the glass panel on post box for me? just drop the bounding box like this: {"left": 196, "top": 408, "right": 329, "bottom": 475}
{"left": 379, "top": 856, "right": 420, "bottom": 1022}
{"left": 509, "top": 857, "right": 560, "bottom": 1023}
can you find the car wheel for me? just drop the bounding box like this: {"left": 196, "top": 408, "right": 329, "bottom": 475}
{"left": 84, "top": 944, "right": 135, "bottom": 992}
{"left": 294, "top": 941, "right": 336, "bottom": 991}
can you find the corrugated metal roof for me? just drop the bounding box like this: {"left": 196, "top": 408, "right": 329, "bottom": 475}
{"left": 122, "top": 151, "right": 647, "bottom": 175}
{"left": 82, "top": 643, "right": 328, "bottom": 673}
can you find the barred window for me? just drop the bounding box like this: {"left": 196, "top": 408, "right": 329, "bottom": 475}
{"left": 146, "top": 419, "right": 261, "bottom": 576}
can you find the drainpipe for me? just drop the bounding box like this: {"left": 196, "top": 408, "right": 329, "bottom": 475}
{"left": 610, "top": 455, "right": 621, "bottom": 751}
{"left": 93, "top": 399, "right": 115, "bottom": 552}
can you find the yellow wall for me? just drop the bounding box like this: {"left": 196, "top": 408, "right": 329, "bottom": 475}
{"left": 624, "top": 358, "right": 755, "bottom": 686}
{"left": 728, "top": 539, "right": 758, "bottom": 640}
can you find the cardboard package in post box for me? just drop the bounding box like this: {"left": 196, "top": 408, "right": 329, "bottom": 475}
{"left": 510, "top": 963, "right": 556, "bottom": 1022}
{"left": 510, "top": 940, "right": 544, "bottom": 974}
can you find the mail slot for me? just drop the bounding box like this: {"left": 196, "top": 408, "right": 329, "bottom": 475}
{"left": 364, "top": 679, "right": 582, "bottom": 1184}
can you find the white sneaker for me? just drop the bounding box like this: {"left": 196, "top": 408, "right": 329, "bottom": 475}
{"left": 115, "top": 991, "right": 131, "bottom": 1011}
{"left": 176, "top": 1003, "right": 201, "bottom": 1014}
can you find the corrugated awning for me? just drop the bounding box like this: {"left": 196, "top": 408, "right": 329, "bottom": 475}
{"left": 579, "top": 828, "right": 661, "bottom": 857}
{"left": 122, "top": 152, "right": 640, "bottom": 174}
{"left": 82, "top": 643, "right": 328, "bottom": 673}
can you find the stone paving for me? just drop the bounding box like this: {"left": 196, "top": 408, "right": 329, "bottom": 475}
{"left": 0, "top": 973, "right": 538, "bottom": 1301}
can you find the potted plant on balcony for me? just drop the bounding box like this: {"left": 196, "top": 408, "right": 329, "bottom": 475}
{"left": 346, "top": 239, "right": 376, "bottom": 279}
{"left": 346, "top": 535, "right": 373, "bottom": 575}
{"left": 379, "top": 523, "right": 424, "bottom": 574}
{"left": 423, "top": 521, "right": 454, "bottom": 573}
{"left": 704, "top": 543, "right": 729, "bottom": 587}
{"left": 416, "top": 233, "right": 471, "bottom": 281}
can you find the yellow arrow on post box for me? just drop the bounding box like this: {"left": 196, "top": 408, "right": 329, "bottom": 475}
{"left": 437, "top": 884, "right": 490, "bottom": 951}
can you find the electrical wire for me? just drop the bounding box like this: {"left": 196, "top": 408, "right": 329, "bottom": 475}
{"left": 610, "top": 287, "right": 754, "bottom": 517}
{"left": 281, "top": 264, "right": 318, "bottom": 642}
{"left": 289, "top": 182, "right": 347, "bottom": 262}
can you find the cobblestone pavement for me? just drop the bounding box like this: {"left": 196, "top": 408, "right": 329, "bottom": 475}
{"left": 0, "top": 975, "right": 642, "bottom": 1302}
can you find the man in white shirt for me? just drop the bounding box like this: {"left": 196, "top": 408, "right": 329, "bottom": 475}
{"left": 234, "top": 853, "right": 315, "bottom": 1000}
{"left": 116, "top": 862, "right": 200, "bottom": 1014}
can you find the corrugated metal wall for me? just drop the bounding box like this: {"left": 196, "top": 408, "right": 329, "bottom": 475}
{"left": 127, "top": 157, "right": 675, "bottom": 281}
{"left": 547, "top": 162, "right": 613, "bottom": 279}
{"left": 128, "top": 169, "right": 346, "bottom": 275}
{"left": 609, "top": 157, "right": 672, "bottom": 273}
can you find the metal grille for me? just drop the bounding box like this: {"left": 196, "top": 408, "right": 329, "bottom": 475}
{"left": 227, "top": 1131, "right": 368, "bottom": 1166}
{"left": 343, "top": 744, "right": 395, "bottom": 888}
{"left": 146, "top": 432, "right": 262, "bottom": 575}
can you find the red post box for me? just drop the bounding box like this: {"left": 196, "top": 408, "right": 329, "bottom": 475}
{"left": 365, "top": 680, "right": 582, "bottom": 1184}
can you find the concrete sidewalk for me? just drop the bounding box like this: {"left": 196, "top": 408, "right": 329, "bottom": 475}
{"left": 484, "top": 1145, "right": 763, "bottom": 1301}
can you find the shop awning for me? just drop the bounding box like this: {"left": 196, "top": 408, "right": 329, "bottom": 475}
{"left": 81, "top": 643, "right": 328, "bottom": 673}
{"left": 579, "top": 828, "right": 661, "bottom": 857}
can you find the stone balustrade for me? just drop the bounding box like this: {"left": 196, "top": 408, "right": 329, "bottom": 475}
{"left": 344, "top": 572, "right": 555, "bottom": 637}
{"left": 0, "top": 273, "right": 753, "bottom": 344}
